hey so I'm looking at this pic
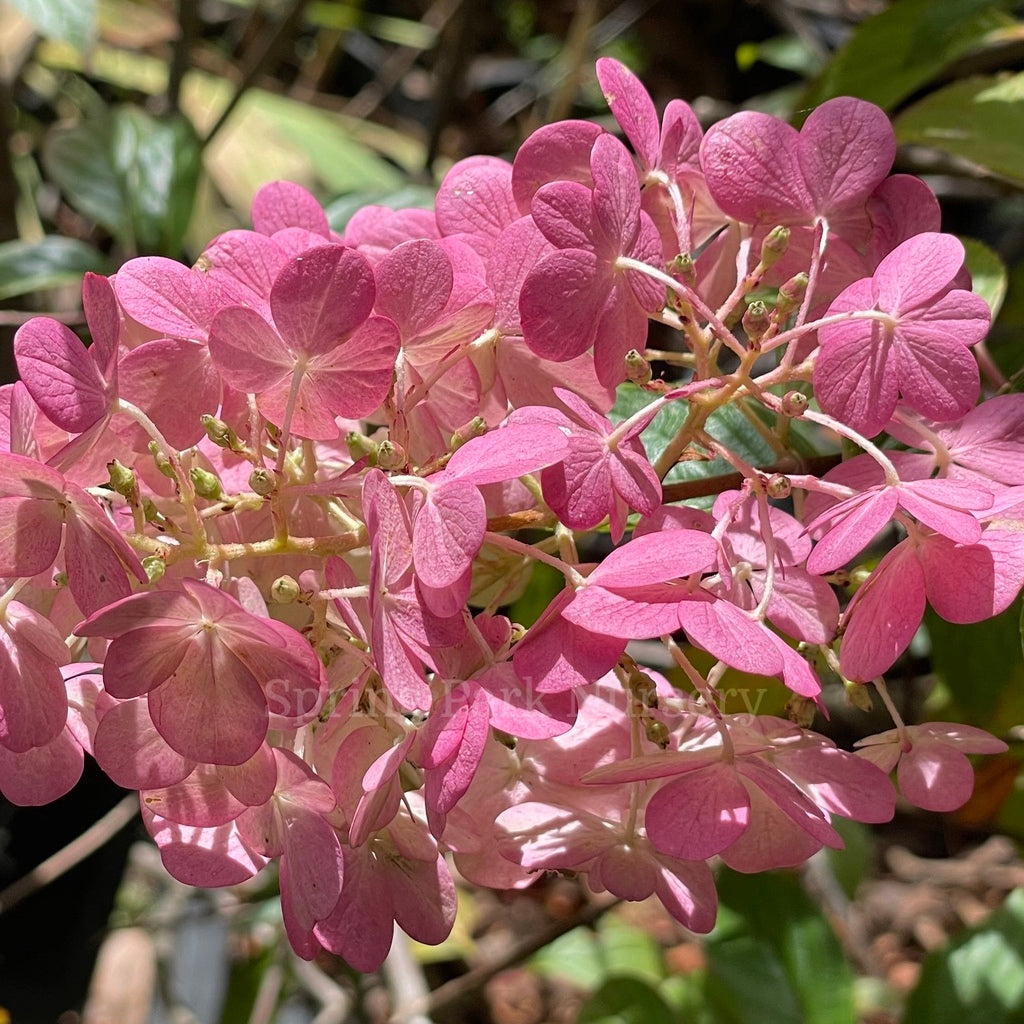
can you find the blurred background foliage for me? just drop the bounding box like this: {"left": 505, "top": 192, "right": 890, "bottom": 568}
{"left": 2, "top": 1, "right": 1024, "bottom": 1022}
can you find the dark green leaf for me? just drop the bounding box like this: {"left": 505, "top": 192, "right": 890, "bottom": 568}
{"left": 905, "top": 888, "right": 1024, "bottom": 1024}
{"left": 926, "top": 602, "right": 1024, "bottom": 730}
{"left": 805, "top": 0, "right": 1012, "bottom": 110}
{"left": 704, "top": 933, "right": 804, "bottom": 1024}
{"left": 44, "top": 106, "right": 201, "bottom": 255}
{"left": 894, "top": 74, "right": 1024, "bottom": 187}
{"left": 325, "top": 185, "right": 437, "bottom": 231}
{"left": 708, "top": 869, "right": 856, "bottom": 1024}
{"left": 578, "top": 977, "right": 676, "bottom": 1024}
{"left": 8, "top": 0, "right": 97, "bottom": 50}
{"left": 0, "top": 237, "right": 108, "bottom": 301}
{"left": 596, "top": 917, "right": 664, "bottom": 983}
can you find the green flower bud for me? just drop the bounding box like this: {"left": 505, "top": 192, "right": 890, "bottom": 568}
{"left": 451, "top": 417, "right": 487, "bottom": 450}
{"left": 346, "top": 431, "right": 377, "bottom": 461}
{"left": 376, "top": 439, "right": 406, "bottom": 471}
{"left": 776, "top": 273, "right": 808, "bottom": 318}
{"left": 786, "top": 695, "right": 817, "bottom": 728}
{"left": 249, "top": 467, "right": 276, "bottom": 496}
{"left": 845, "top": 680, "right": 873, "bottom": 712}
{"left": 670, "top": 252, "right": 696, "bottom": 285}
{"left": 142, "top": 497, "right": 161, "bottom": 523}
{"left": 142, "top": 555, "right": 166, "bottom": 583}
{"left": 644, "top": 719, "right": 671, "bottom": 749}
{"left": 201, "top": 414, "right": 241, "bottom": 452}
{"left": 271, "top": 575, "right": 300, "bottom": 603}
{"left": 148, "top": 441, "right": 176, "bottom": 479}
{"left": 742, "top": 299, "right": 771, "bottom": 346}
{"left": 759, "top": 225, "right": 790, "bottom": 266}
{"left": 189, "top": 466, "right": 223, "bottom": 501}
{"left": 107, "top": 460, "right": 138, "bottom": 503}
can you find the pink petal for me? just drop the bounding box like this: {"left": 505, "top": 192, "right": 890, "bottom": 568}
{"left": 198, "top": 229, "right": 287, "bottom": 316}
{"left": 806, "top": 489, "right": 899, "bottom": 575}
{"left": 435, "top": 156, "right": 518, "bottom": 250}
{"left": 269, "top": 244, "right": 375, "bottom": 357}
{"left": 446, "top": 423, "right": 571, "bottom": 484}
{"left": 511, "top": 120, "right": 602, "bottom": 213}
{"left": 93, "top": 696, "right": 193, "bottom": 789}
{"left": 591, "top": 133, "right": 642, "bottom": 253}
{"left": 251, "top": 181, "right": 330, "bottom": 237}
{"left": 645, "top": 764, "right": 750, "bottom": 859}
{"left": 14, "top": 317, "right": 111, "bottom": 432}
{"left": 799, "top": 97, "right": 895, "bottom": 216}
{"left": 374, "top": 239, "right": 453, "bottom": 335}
{"left": 0, "top": 727, "right": 82, "bottom": 804}
{"left": 897, "top": 741, "right": 974, "bottom": 812}
{"left": 874, "top": 233, "right": 966, "bottom": 312}
{"left": 839, "top": 540, "right": 925, "bottom": 682}
{"left": 596, "top": 57, "right": 661, "bottom": 170}
{"left": 115, "top": 256, "right": 213, "bottom": 339}
{"left": 589, "top": 528, "right": 718, "bottom": 587}
{"left": 208, "top": 306, "right": 290, "bottom": 392}
{"left": 413, "top": 480, "right": 485, "bottom": 590}
{"left": 676, "top": 597, "right": 784, "bottom": 677}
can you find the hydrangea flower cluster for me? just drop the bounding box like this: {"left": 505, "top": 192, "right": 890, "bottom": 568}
{"left": 2, "top": 59, "right": 1016, "bottom": 967}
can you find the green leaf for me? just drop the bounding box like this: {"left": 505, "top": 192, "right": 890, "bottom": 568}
{"left": 704, "top": 933, "right": 804, "bottom": 1024}
{"left": 596, "top": 917, "right": 664, "bottom": 984}
{"left": 0, "top": 237, "right": 108, "bottom": 301}
{"left": 8, "top": 0, "right": 97, "bottom": 50}
{"left": 325, "top": 186, "right": 437, "bottom": 231}
{"left": 904, "top": 888, "right": 1024, "bottom": 1024}
{"left": 610, "top": 385, "right": 779, "bottom": 507}
{"left": 578, "top": 977, "right": 676, "bottom": 1024}
{"left": 926, "top": 602, "right": 1024, "bottom": 731}
{"left": 706, "top": 869, "right": 857, "bottom": 1024}
{"left": 894, "top": 74, "right": 1024, "bottom": 186}
{"left": 44, "top": 106, "right": 202, "bottom": 254}
{"left": 529, "top": 926, "right": 606, "bottom": 989}
{"left": 961, "top": 237, "right": 1009, "bottom": 320}
{"left": 805, "top": 0, "right": 1012, "bottom": 110}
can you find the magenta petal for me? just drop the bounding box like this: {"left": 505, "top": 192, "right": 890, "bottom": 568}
{"left": 414, "top": 481, "right": 485, "bottom": 590}
{"left": 874, "top": 233, "right": 967, "bottom": 311}
{"left": 676, "top": 597, "right": 783, "bottom": 677}
{"left": 645, "top": 765, "right": 750, "bottom": 859}
{"left": 15, "top": 317, "right": 112, "bottom": 432}
{"left": 591, "top": 134, "right": 642, "bottom": 253}
{"left": 148, "top": 634, "right": 268, "bottom": 765}
{"left": 589, "top": 529, "right": 717, "bottom": 587}
{"left": 596, "top": 57, "right": 661, "bottom": 170}
{"left": 520, "top": 249, "right": 604, "bottom": 362}
{"left": 448, "top": 423, "right": 570, "bottom": 484}
{"left": 81, "top": 273, "right": 120, "bottom": 378}
{"left": 511, "top": 120, "right": 602, "bottom": 213}
{"left": 840, "top": 540, "right": 925, "bottom": 682}
{"left": 270, "top": 244, "right": 375, "bottom": 356}
{"left": 435, "top": 156, "right": 518, "bottom": 249}
{"left": 700, "top": 111, "right": 809, "bottom": 224}
{"left": 798, "top": 97, "right": 895, "bottom": 215}
{"left": 115, "top": 256, "right": 213, "bottom": 339}
{"left": 251, "top": 181, "right": 330, "bottom": 237}
{"left": 199, "top": 229, "right": 287, "bottom": 316}
{"left": 374, "top": 239, "right": 453, "bottom": 334}
{"left": 208, "top": 306, "right": 290, "bottom": 393}
{"left": 806, "top": 489, "right": 899, "bottom": 575}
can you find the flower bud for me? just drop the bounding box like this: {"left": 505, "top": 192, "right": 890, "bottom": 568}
{"left": 201, "top": 414, "right": 241, "bottom": 452}
{"left": 624, "top": 349, "right": 652, "bottom": 385}
{"left": 189, "top": 466, "right": 223, "bottom": 501}
{"left": 766, "top": 473, "right": 791, "bottom": 499}
{"left": 451, "top": 417, "right": 487, "bottom": 450}
{"left": 107, "top": 460, "right": 138, "bottom": 504}
{"left": 142, "top": 555, "right": 166, "bottom": 583}
{"left": 845, "top": 679, "right": 873, "bottom": 711}
{"left": 786, "top": 695, "right": 817, "bottom": 728}
{"left": 628, "top": 668, "right": 658, "bottom": 708}
{"left": 271, "top": 575, "right": 300, "bottom": 604}
{"left": 249, "top": 467, "right": 276, "bottom": 496}
{"left": 148, "top": 441, "right": 176, "bottom": 479}
{"left": 376, "top": 439, "right": 406, "bottom": 471}
{"left": 742, "top": 299, "right": 770, "bottom": 346}
{"left": 759, "top": 226, "right": 790, "bottom": 267}
{"left": 346, "top": 431, "right": 376, "bottom": 461}
{"left": 776, "top": 273, "right": 808, "bottom": 318}
{"left": 644, "top": 718, "right": 671, "bottom": 749}
{"left": 142, "top": 497, "right": 161, "bottom": 523}
{"left": 669, "top": 252, "right": 696, "bottom": 285}
{"left": 781, "top": 390, "right": 809, "bottom": 416}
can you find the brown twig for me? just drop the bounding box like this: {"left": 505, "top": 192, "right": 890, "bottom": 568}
{"left": 202, "top": 0, "right": 313, "bottom": 150}
{"left": 389, "top": 895, "right": 619, "bottom": 1022}
{"left": 167, "top": 0, "right": 202, "bottom": 115}
{"left": 0, "top": 794, "right": 139, "bottom": 915}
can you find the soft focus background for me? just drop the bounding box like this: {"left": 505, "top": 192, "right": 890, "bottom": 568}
{"left": 1, "top": 1, "right": 1024, "bottom": 1022}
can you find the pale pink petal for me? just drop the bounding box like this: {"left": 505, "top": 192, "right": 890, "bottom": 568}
{"left": 414, "top": 480, "right": 485, "bottom": 590}
{"left": 0, "top": 727, "right": 82, "bottom": 804}
{"left": 897, "top": 741, "right": 974, "bottom": 812}
{"left": 251, "top": 181, "right": 330, "bottom": 237}
{"left": 435, "top": 156, "right": 518, "bottom": 250}
{"left": 208, "top": 306, "right": 290, "bottom": 392}
{"left": 93, "top": 696, "right": 193, "bottom": 789}
{"left": 874, "top": 233, "right": 967, "bottom": 312}
{"left": 374, "top": 239, "right": 453, "bottom": 335}
{"left": 115, "top": 256, "right": 213, "bottom": 339}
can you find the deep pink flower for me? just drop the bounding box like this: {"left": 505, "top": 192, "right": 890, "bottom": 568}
{"left": 208, "top": 244, "right": 400, "bottom": 439}
{"left": 814, "top": 233, "right": 991, "bottom": 437}
{"left": 519, "top": 133, "right": 664, "bottom": 386}
{"left": 75, "top": 580, "right": 326, "bottom": 765}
